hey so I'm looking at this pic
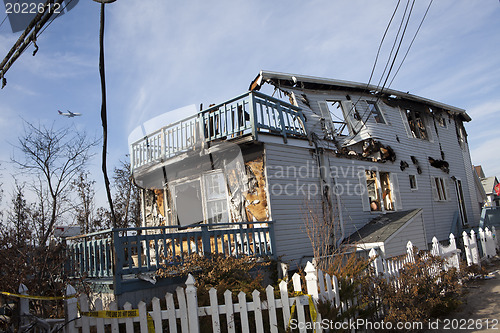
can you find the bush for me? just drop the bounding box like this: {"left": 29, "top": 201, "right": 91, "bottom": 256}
{"left": 374, "top": 251, "right": 462, "bottom": 328}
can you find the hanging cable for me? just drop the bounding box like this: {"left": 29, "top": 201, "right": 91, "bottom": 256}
{"left": 97, "top": 1, "right": 117, "bottom": 227}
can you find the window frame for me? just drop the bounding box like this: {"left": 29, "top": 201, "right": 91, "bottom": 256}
{"left": 409, "top": 174, "right": 418, "bottom": 191}
{"left": 403, "top": 108, "right": 431, "bottom": 141}
{"left": 317, "top": 100, "right": 362, "bottom": 137}
{"left": 170, "top": 170, "right": 230, "bottom": 226}
{"left": 360, "top": 170, "right": 402, "bottom": 212}
{"left": 366, "top": 100, "right": 387, "bottom": 124}
{"left": 431, "top": 176, "right": 448, "bottom": 202}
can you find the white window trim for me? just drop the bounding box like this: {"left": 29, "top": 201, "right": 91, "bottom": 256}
{"left": 169, "top": 170, "right": 231, "bottom": 226}
{"left": 359, "top": 170, "right": 402, "bottom": 212}
{"left": 431, "top": 176, "right": 449, "bottom": 202}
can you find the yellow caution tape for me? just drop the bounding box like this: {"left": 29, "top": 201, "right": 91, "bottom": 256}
{"left": 0, "top": 291, "right": 76, "bottom": 300}
{"left": 80, "top": 308, "right": 155, "bottom": 333}
{"left": 287, "top": 291, "right": 318, "bottom": 332}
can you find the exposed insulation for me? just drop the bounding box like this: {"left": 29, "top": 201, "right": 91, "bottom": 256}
{"left": 244, "top": 157, "right": 269, "bottom": 222}
{"left": 154, "top": 189, "right": 165, "bottom": 217}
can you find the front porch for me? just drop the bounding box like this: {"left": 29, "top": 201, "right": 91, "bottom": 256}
{"left": 65, "top": 222, "right": 276, "bottom": 295}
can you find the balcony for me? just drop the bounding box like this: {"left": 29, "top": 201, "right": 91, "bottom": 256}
{"left": 66, "top": 222, "right": 276, "bottom": 294}
{"left": 130, "top": 91, "right": 307, "bottom": 173}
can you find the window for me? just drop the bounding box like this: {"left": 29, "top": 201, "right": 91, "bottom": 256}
{"left": 456, "top": 120, "right": 467, "bottom": 149}
{"left": 409, "top": 174, "right": 418, "bottom": 190}
{"left": 360, "top": 170, "right": 401, "bottom": 212}
{"left": 367, "top": 101, "right": 386, "bottom": 124}
{"left": 435, "top": 111, "right": 447, "bottom": 128}
{"left": 431, "top": 176, "right": 448, "bottom": 201}
{"left": 318, "top": 100, "right": 362, "bottom": 136}
{"left": 404, "top": 109, "right": 429, "bottom": 140}
{"left": 204, "top": 172, "right": 229, "bottom": 224}
{"left": 171, "top": 170, "right": 229, "bottom": 226}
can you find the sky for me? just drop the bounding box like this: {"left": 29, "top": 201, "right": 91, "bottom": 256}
{"left": 0, "top": 0, "right": 499, "bottom": 206}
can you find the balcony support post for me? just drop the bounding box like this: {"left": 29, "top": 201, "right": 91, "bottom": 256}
{"left": 249, "top": 92, "right": 258, "bottom": 142}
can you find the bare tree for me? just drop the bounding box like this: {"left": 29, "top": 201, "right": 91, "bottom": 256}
{"left": 7, "top": 181, "right": 31, "bottom": 247}
{"left": 71, "top": 171, "right": 98, "bottom": 233}
{"left": 12, "top": 121, "right": 98, "bottom": 246}
{"left": 112, "top": 159, "right": 141, "bottom": 228}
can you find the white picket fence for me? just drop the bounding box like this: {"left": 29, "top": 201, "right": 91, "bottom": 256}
{"left": 12, "top": 229, "right": 499, "bottom": 333}
{"left": 462, "top": 226, "right": 498, "bottom": 266}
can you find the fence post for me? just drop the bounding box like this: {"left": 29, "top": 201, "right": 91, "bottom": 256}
{"left": 485, "top": 228, "right": 496, "bottom": 258}
{"left": 449, "top": 233, "right": 460, "bottom": 271}
{"left": 406, "top": 241, "right": 414, "bottom": 263}
{"left": 18, "top": 284, "right": 29, "bottom": 328}
{"left": 65, "top": 285, "right": 78, "bottom": 333}
{"left": 431, "top": 237, "right": 441, "bottom": 257}
{"left": 470, "top": 230, "right": 481, "bottom": 266}
{"left": 369, "top": 248, "right": 383, "bottom": 276}
{"left": 201, "top": 225, "right": 211, "bottom": 257}
{"left": 479, "top": 228, "right": 488, "bottom": 259}
{"left": 304, "top": 261, "right": 318, "bottom": 301}
{"left": 462, "top": 231, "right": 473, "bottom": 266}
{"left": 185, "top": 274, "right": 200, "bottom": 333}
{"left": 493, "top": 226, "right": 499, "bottom": 251}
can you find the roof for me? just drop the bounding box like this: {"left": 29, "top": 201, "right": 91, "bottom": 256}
{"left": 250, "top": 70, "right": 471, "bottom": 121}
{"left": 481, "top": 176, "right": 499, "bottom": 195}
{"left": 347, "top": 209, "right": 422, "bottom": 244}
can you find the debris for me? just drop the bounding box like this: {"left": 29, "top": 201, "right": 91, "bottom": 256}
{"left": 400, "top": 161, "right": 409, "bottom": 171}
{"left": 428, "top": 156, "right": 450, "bottom": 173}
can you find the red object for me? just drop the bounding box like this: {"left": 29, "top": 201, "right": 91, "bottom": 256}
{"left": 495, "top": 183, "right": 500, "bottom": 196}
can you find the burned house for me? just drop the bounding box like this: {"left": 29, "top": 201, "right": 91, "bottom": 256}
{"left": 129, "top": 70, "right": 481, "bottom": 264}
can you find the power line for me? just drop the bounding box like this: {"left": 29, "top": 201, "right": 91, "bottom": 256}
{"left": 387, "top": 0, "right": 433, "bottom": 89}
{"left": 0, "top": 0, "right": 65, "bottom": 88}
{"left": 343, "top": 0, "right": 403, "bottom": 136}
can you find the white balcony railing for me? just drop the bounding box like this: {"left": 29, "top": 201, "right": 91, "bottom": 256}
{"left": 130, "top": 91, "right": 307, "bottom": 171}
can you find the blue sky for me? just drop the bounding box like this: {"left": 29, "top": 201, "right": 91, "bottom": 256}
{"left": 0, "top": 0, "right": 499, "bottom": 205}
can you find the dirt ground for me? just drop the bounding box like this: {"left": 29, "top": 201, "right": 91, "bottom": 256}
{"left": 427, "top": 258, "right": 500, "bottom": 332}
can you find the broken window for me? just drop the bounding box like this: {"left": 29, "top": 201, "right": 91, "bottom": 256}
{"left": 409, "top": 174, "right": 418, "bottom": 190}
{"left": 404, "top": 109, "right": 429, "bottom": 140}
{"left": 317, "top": 100, "right": 362, "bottom": 137}
{"left": 367, "top": 100, "right": 386, "bottom": 124}
{"left": 431, "top": 176, "right": 448, "bottom": 201}
{"left": 360, "top": 170, "right": 401, "bottom": 212}
{"left": 456, "top": 120, "right": 467, "bottom": 149}
{"left": 434, "top": 110, "right": 447, "bottom": 128}
{"left": 171, "top": 170, "right": 229, "bottom": 226}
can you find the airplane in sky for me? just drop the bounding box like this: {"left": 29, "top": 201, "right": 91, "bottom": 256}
{"left": 58, "top": 110, "right": 81, "bottom": 118}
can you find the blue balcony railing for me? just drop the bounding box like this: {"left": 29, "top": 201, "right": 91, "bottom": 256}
{"left": 66, "top": 222, "right": 276, "bottom": 294}
{"left": 130, "top": 91, "right": 307, "bottom": 171}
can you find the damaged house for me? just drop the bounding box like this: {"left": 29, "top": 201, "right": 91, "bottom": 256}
{"left": 130, "top": 70, "right": 481, "bottom": 264}
{"left": 68, "top": 71, "right": 482, "bottom": 303}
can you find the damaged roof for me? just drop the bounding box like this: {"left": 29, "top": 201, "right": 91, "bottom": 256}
{"left": 250, "top": 70, "right": 471, "bottom": 121}
{"left": 347, "top": 209, "right": 423, "bottom": 244}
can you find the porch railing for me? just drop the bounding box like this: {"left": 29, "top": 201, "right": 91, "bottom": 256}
{"left": 130, "top": 91, "right": 307, "bottom": 170}
{"left": 66, "top": 222, "right": 276, "bottom": 294}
